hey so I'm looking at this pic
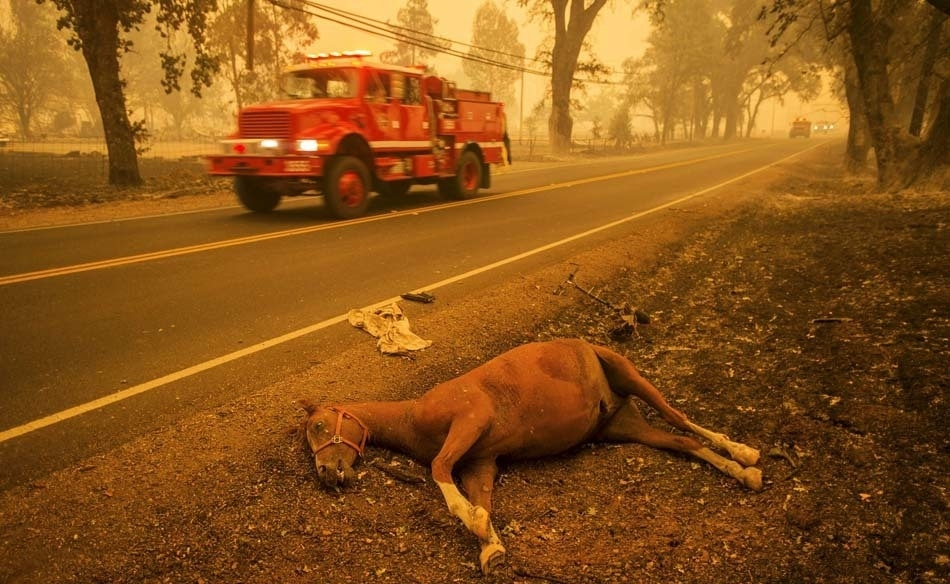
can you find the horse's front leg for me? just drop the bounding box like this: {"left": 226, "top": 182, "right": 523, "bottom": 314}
{"left": 434, "top": 480, "right": 493, "bottom": 541}
{"left": 460, "top": 459, "right": 506, "bottom": 575}
{"left": 430, "top": 419, "right": 494, "bottom": 542}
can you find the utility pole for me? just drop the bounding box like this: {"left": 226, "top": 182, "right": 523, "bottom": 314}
{"left": 246, "top": 0, "right": 254, "bottom": 71}
{"left": 519, "top": 70, "right": 524, "bottom": 143}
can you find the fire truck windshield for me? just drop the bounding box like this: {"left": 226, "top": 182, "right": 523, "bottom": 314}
{"left": 280, "top": 68, "right": 357, "bottom": 100}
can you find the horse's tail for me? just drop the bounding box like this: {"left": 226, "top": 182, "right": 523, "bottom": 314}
{"left": 590, "top": 344, "right": 690, "bottom": 431}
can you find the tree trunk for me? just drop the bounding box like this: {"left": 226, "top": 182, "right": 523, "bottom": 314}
{"left": 719, "top": 69, "right": 743, "bottom": 140}
{"left": 546, "top": 0, "right": 608, "bottom": 155}
{"left": 74, "top": 0, "right": 141, "bottom": 186}
{"left": 549, "top": 55, "right": 575, "bottom": 153}
{"left": 843, "top": 53, "right": 871, "bottom": 174}
{"left": 710, "top": 76, "right": 724, "bottom": 139}
{"left": 660, "top": 74, "right": 678, "bottom": 145}
{"left": 723, "top": 99, "right": 739, "bottom": 140}
{"left": 692, "top": 78, "right": 708, "bottom": 139}
{"left": 916, "top": 78, "right": 950, "bottom": 177}
{"left": 16, "top": 102, "right": 33, "bottom": 139}
{"left": 909, "top": 11, "right": 946, "bottom": 137}
{"left": 847, "top": 0, "right": 912, "bottom": 190}
{"left": 746, "top": 92, "right": 765, "bottom": 138}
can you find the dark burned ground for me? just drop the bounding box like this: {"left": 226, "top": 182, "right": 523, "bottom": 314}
{"left": 1, "top": 153, "right": 948, "bottom": 584}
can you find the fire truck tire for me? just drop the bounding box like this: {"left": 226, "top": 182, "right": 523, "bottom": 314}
{"left": 438, "top": 150, "right": 481, "bottom": 200}
{"left": 235, "top": 177, "right": 281, "bottom": 213}
{"left": 325, "top": 156, "right": 371, "bottom": 219}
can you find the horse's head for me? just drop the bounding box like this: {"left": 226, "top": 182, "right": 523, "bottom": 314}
{"left": 298, "top": 400, "right": 370, "bottom": 489}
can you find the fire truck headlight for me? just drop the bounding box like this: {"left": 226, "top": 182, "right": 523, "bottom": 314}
{"left": 259, "top": 139, "right": 280, "bottom": 150}
{"left": 297, "top": 139, "right": 319, "bottom": 152}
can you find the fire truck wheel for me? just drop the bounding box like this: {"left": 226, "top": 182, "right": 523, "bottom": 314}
{"left": 235, "top": 177, "right": 282, "bottom": 212}
{"left": 325, "top": 156, "right": 371, "bottom": 219}
{"left": 439, "top": 150, "right": 482, "bottom": 200}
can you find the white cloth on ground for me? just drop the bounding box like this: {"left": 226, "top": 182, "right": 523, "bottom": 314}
{"left": 347, "top": 302, "right": 432, "bottom": 355}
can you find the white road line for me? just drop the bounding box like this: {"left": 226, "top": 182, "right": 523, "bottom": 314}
{"left": 0, "top": 144, "right": 822, "bottom": 443}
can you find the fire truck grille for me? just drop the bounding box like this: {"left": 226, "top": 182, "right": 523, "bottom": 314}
{"left": 239, "top": 111, "right": 292, "bottom": 138}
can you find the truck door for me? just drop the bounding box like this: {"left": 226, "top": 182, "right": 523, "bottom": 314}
{"left": 399, "top": 75, "right": 429, "bottom": 145}
{"left": 366, "top": 70, "right": 400, "bottom": 144}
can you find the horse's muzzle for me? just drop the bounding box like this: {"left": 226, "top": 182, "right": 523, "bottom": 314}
{"left": 315, "top": 456, "right": 356, "bottom": 489}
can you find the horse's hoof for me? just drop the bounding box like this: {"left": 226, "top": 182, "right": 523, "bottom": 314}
{"left": 479, "top": 543, "right": 507, "bottom": 575}
{"left": 732, "top": 444, "right": 760, "bottom": 467}
{"left": 742, "top": 467, "right": 763, "bottom": 491}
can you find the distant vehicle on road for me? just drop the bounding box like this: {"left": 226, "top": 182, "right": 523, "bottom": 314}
{"left": 789, "top": 117, "right": 811, "bottom": 138}
{"left": 812, "top": 121, "right": 835, "bottom": 134}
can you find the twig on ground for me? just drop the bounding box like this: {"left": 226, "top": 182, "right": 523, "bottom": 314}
{"left": 370, "top": 459, "right": 427, "bottom": 484}
{"left": 555, "top": 266, "right": 651, "bottom": 339}
{"left": 513, "top": 566, "right": 570, "bottom": 583}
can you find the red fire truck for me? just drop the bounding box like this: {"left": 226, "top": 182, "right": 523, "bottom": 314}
{"left": 208, "top": 50, "right": 511, "bottom": 219}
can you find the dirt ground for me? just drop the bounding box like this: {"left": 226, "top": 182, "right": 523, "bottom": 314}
{"left": 0, "top": 149, "right": 948, "bottom": 584}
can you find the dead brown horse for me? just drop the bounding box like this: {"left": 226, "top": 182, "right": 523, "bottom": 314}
{"left": 298, "top": 339, "right": 762, "bottom": 575}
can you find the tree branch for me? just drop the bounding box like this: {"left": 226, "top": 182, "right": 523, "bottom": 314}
{"left": 926, "top": 0, "right": 950, "bottom": 16}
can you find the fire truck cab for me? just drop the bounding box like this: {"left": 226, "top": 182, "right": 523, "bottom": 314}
{"left": 208, "top": 50, "right": 510, "bottom": 219}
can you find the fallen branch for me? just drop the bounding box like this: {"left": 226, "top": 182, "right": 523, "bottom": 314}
{"left": 555, "top": 266, "right": 651, "bottom": 339}
{"left": 370, "top": 459, "right": 427, "bottom": 484}
{"left": 513, "top": 566, "right": 570, "bottom": 583}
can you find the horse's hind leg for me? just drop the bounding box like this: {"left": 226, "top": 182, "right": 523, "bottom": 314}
{"left": 459, "top": 459, "right": 506, "bottom": 575}
{"left": 593, "top": 345, "right": 761, "bottom": 468}
{"left": 595, "top": 400, "right": 762, "bottom": 491}
{"left": 595, "top": 399, "right": 703, "bottom": 453}
{"left": 685, "top": 420, "right": 760, "bottom": 466}
{"left": 592, "top": 345, "right": 692, "bottom": 431}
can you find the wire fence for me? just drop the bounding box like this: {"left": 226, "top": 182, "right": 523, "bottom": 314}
{"left": 0, "top": 138, "right": 218, "bottom": 186}
{"left": 0, "top": 132, "right": 662, "bottom": 201}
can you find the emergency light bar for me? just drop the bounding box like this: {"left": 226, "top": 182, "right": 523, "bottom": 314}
{"left": 306, "top": 49, "right": 372, "bottom": 60}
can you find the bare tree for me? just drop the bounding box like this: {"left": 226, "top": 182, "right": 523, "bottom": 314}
{"left": 0, "top": 2, "right": 67, "bottom": 138}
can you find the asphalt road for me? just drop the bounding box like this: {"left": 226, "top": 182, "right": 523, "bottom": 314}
{"left": 0, "top": 139, "right": 822, "bottom": 491}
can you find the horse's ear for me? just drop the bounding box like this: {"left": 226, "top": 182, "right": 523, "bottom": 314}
{"left": 296, "top": 399, "right": 319, "bottom": 415}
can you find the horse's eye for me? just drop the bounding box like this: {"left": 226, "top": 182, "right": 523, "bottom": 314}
{"left": 312, "top": 421, "right": 325, "bottom": 430}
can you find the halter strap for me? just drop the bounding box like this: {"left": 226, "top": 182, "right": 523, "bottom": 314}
{"left": 311, "top": 406, "right": 370, "bottom": 458}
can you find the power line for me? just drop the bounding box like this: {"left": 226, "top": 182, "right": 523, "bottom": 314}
{"left": 308, "top": 0, "right": 547, "bottom": 68}
{"left": 266, "top": 0, "right": 624, "bottom": 86}
{"left": 269, "top": 0, "right": 545, "bottom": 76}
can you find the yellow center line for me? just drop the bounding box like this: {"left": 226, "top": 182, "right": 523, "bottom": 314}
{"left": 0, "top": 146, "right": 763, "bottom": 287}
